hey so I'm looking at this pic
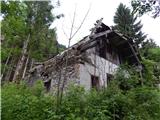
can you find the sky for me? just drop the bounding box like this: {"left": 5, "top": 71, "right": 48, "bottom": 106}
{"left": 51, "top": 0, "right": 160, "bottom": 47}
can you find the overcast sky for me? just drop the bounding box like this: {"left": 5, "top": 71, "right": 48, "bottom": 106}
{"left": 51, "top": 0, "right": 160, "bottom": 47}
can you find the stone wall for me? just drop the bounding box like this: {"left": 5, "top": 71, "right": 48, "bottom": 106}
{"left": 26, "top": 48, "right": 92, "bottom": 93}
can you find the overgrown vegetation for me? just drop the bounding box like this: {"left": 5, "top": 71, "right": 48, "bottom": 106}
{"left": 2, "top": 69, "right": 160, "bottom": 120}
{"left": 1, "top": 0, "right": 65, "bottom": 82}
{"left": 113, "top": 3, "right": 146, "bottom": 46}
{"left": 1, "top": 0, "right": 160, "bottom": 120}
{"left": 131, "top": 0, "right": 160, "bottom": 18}
{"left": 2, "top": 52, "right": 160, "bottom": 119}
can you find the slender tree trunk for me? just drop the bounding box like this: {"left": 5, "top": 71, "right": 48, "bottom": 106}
{"left": 56, "top": 40, "right": 59, "bottom": 55}
{"left": 139, "top": 70, "right": 143, "bottom": 86}
{"left": 4, "top": 67, "right": 12, "bottom": 82}
{"left": 4, "top": 56, "right": 15, "bottom": 82}
{"left": 56, "top": 68, "right": 62, "bottom": 114}
{"left": 29, "top": 58, "right": 34, "bottom": 70}
{"left": 59, "top": 6, "right": 90, "bottom": 104}
{"left": 12, "top": 34, "right": 30, "bottom": 82}
{"left": 1, "top": 53, "right": 11, "bottom": 80}
{"left": 55, "top": 41, "right": 61, "bottom": 113}
{"left": 22, "top": 55, "right": 29, "bottom": 79}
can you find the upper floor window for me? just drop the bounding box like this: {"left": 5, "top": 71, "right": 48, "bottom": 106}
{"left": 96, "top": 40, "right": 120, "bottom": 65}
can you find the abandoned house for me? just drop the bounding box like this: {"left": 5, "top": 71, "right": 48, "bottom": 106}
{"left": 26, "top": 18, "right": 142, "bottom": 92}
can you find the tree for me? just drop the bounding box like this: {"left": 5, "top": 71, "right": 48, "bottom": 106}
{"left": 113, "top": 3, "right": 146, "bottom": 46}
{"left": 1, "top": 1, "right": 28, "bottom": 82}
{"left": 140, "top": 38, "right": 158, "bottom": 56}
{"left": 24, "top": 1, "right": 57, "bottom": 61}
{"left": 1, "top": 0, "right": 62, "bottom": 82}
{"left": 131, "top": 0, "right": 160, "bottom": 18}
{"left": 140, "top": 39, "right": 160, "bottom": 85}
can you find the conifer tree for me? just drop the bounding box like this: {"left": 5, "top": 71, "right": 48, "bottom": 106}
{"left": 113, "top": 3, "right": 146, "bottom": 46}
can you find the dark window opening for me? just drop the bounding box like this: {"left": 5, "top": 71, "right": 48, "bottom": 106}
{"left": 99, "top": 45, "right": 107, "bottom": 59}
{"left": 119, "top": 53, "right": 124, "bottom": 64}
{"left": 96, "top": 39, "right": 107, "bottom": 59}
{"left": 106, "top": 43, "right": 120, "bottom": 65}
{"left": 91, "top": 75, "right": 99, "bottom": 90}
{"left": 96, "top": 39, "right": 120, "bottom": 65}
{"left": 106, "top": 43, "right": 113, "bottom": 61}
{"left": 107, "top": 43, "right": 112, "bottom": 55}
{"left": 107, "top": 73, "right": 113, "bottom": 85}
{"left": 44, "top": 80, "right": 51, "bottom": 92}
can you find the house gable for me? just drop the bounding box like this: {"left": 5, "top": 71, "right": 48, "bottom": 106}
{"left": 26, "top": 19, "right": 142, "bottom": 91}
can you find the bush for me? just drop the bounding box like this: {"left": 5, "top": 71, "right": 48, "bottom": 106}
{"left": 125, "top": 87, "right": 160, "bottom": 120}
{"left": 2, "top": 80, "right": 160, "bottom": 120}
{"left": 1, "top": 81, "right": 56, "bottom": 120}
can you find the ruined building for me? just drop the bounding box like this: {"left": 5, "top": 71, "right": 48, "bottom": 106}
{"left": 27, "top": 19, "right": 142, "bottom": 92}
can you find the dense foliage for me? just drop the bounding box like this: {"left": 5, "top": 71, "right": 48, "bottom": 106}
{"left": 1, "top": 1, "right": 65, "bottom": 82}
{"left": 1, "top": 1, "right": 160, "bottom": 120}
{"left": 113, "top": 3, "right": 146, "bottom": 46}
{"left": 131, "top": 0, "right": 160, "bottom": 18}
{"left": 2, "top": 77, "right": 160, "bottom": 120}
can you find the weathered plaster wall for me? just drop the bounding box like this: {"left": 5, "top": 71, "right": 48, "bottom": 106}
{"left": 49, "top": 64, "right": 81, "bottom": 93}
{"left": 79, "top": 53, "right": 119, "bottom": 90}
{"left": 27, "top": 40, "right": 120, "bottom": 91}
{"left": 26, "top": 48, "right": 83, "bottom": 94}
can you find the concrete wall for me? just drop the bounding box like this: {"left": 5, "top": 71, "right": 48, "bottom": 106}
{"left": 79, "top": 53, "right": 119, "bottom": 90}
{"left": 49, "top": 64, "right": 81, "bottom": 93}
{"left": 27, "top": 42, "right": 120, "bottom": 91}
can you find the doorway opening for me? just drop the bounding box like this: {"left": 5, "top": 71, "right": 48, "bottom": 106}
{"left": 91, "top": 75, "right": 99, "bottom": 90}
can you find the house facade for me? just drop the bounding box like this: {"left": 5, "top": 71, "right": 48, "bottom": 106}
{"left": 27, "top": 19, "right": 142, "bottom": 92}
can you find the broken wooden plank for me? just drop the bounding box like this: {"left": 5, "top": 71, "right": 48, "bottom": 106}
{"left": 127, "top": 42, "right": 141, "bottom": 65}
{"left": 90, "top": 30, "right": 111, "bottom": 39}
{"left": 90, "top": 18, "right": 103, "bottom": 36}
{"left": 80, "top": 41, "right": 97, "bottom": 52}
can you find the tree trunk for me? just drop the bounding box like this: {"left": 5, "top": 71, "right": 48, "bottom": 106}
{"left": 3, "top": 56, "right": 15, "bottom": 82}
{"left": 12, "top": 34, "right": 30, "bottom": 82}
{"left": 56, "top": 67, "right": 62, "bottom": 113}
{"left": 29, "top": 58, "right": 34, "bottom": 70}
{"left": 1, "top": 53, "right": 11, "bottom": 81}
{"left": 22, "top": 55, "right": 29, "bottom": 79}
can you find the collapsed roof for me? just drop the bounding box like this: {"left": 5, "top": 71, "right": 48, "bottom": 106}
{"left": 29, "top": 18, "right": 142, "bottom": 76}
{"left": 70, "top": 18, "right": 142, "bottom": 66}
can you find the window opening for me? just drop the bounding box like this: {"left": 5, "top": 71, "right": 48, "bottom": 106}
{"left": 44, "top": 80, "right": 51, "bottom": 92}
{"left": 107, "top": 73, "right": 113, "bottom": 85}
{"left": 91, "top": 75, "right": 99, "bottom": 90}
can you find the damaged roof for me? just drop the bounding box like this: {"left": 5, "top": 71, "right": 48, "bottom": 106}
{"left": 69, "top": 18, "right": 142, "bottom": 66}
{"left": 30, "top": 19, "right": 142, "bottom": 74}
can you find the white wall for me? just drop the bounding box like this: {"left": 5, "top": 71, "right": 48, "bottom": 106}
{"left": 79, "top": 53, "right": 119, "bottom": 90}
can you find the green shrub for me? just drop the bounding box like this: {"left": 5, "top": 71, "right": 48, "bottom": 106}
{"left": 2, "top": 81, "right": 56, "bottom": 120}
{"left": 2, "top": 80, "right": 160, "bottom": 120}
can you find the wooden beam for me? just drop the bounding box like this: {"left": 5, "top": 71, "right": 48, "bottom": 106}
{"left": 115, "top": 32, "right": 128, "bottom": 41}
{"left": 128, "top": 42, "right": 141, "bottom": 65}
{"left": 80, "top": 41, "right": 97, "bottom": 52}
{"left": 77, "top": 30, "right": 111, "bottom": 50}
{"left": 90, "top": 30, "right": 111, "bottom": 39}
